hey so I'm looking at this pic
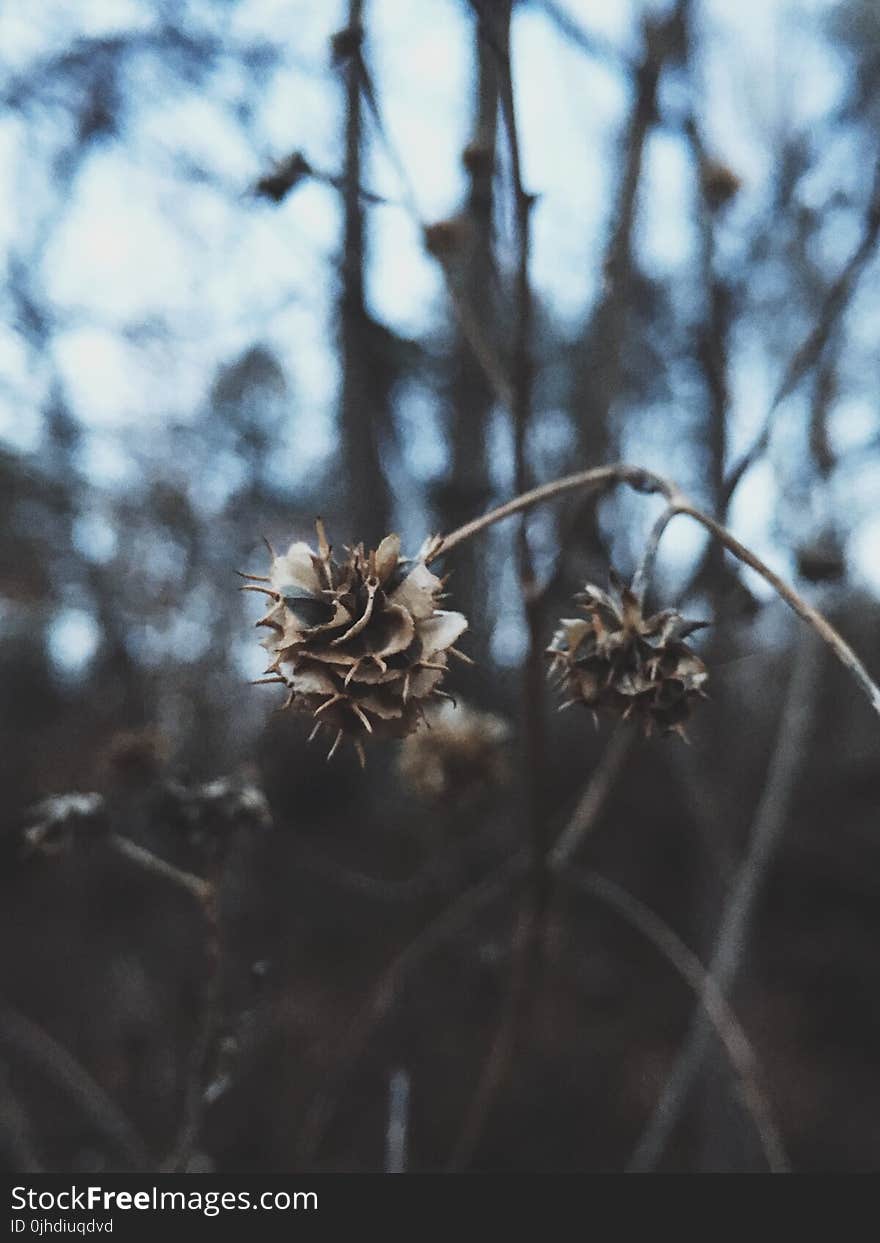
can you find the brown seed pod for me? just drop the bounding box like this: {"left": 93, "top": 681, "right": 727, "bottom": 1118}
{"left": 547, "top": 572, "right": 709, "bottom": 739}
{"left": 398, "top": 699, "right": 509, "bottom": 805}
{"left": 243, "top": 522, "right": 468, "bottom": 765}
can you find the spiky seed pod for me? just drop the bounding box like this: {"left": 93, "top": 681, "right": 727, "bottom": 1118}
{"left": 547, "top": 573, "right": 709, "bottom": 739}
{"left": 244, "top": 522, "right": 468, "bottom": 765}
{"left": 398, "top": 700, "right": 510, "bottom": 805}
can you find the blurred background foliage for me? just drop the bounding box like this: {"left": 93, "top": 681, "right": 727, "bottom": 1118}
{"left": 1, "top": 0, "right": 880, "bottom": 1172}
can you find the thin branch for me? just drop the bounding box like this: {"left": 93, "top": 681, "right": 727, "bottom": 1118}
{"left": 534, "top": 0, "right": 636, "bottom": 74}
{"left": 445, "top": 899, "right": 534, "bottom": 1171}
{"left": 345, "top": 5, "right": 514, "bottom": 412}
{"left": 630, "top": 504, "right": 678, "bottom": 603}
{"left": 107, "top": 832, "right": 227, "bottom": 1173}
{"left": 560, "top": 869, "right": 789, "bottom": 1174}
{"left": 721, "top": 155, "right": 880, "bottom": 513}
{"left": 162, "top": 866, "right": 225, "bottom": 1173}
{"left": 108, "top": 834, "right": 210, "bottom": 903}
{"left": 428, "top": 463, "right": 676, "bottom": 559}
{"left": 672, "top": 502, "right": 880, "bottom": 716}
{"left": 548, "top": 725, "right": 634, "bottom": 870}
{"left": 0, "top": 999, "right": 149, "bottom": 1171}
{"left": 442, "top": 1, "right": 551, "bottom": 1174}
{"left": 294, "top": 855, "right": 526, "bottom": 1165}
{"left": 628, "top": 632, "right": 821, "bottom": 1172}
{"left": 446, "top": 719, "right": 632, "bottom": 1170}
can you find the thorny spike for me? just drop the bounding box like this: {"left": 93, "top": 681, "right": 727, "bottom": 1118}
{"left": 353, "top": 738, "right": 366, "bottom": 769}
{"left": 251, "top": 676, "right": 286, "bottom": 685}
{"left": 433, "top": 689, "right": 457, "bottom": 707}
{"left": 308, "top": 721, "right": 323, "bottom": 743}
{"left": 329, "top": 582, "right": 377, "bottom": 645}
{"left": 314, "top": 694, "right": 344, "bottom": 717}
{"left": 402, "top": 670, "right": 411, "bottom": 704}
{"left": 262, "top": 536, "right": 276, "bottom": 558}
{"left": 236, "top": 570, "right": 271, "bottom": 582}
{"left": 351, "top": 703, "right": 373, "bottom": 734}
{"left": 327, "top": 729, "right": 344, "bottom": 761}
{"left": 315, "top": 517, "right": 331, "bottom": 561}
{"left": 274, "top": 688, "right": 295, "bottom": 713}
{"left": 448, "top": 647, "right": 474, "bottom": 665}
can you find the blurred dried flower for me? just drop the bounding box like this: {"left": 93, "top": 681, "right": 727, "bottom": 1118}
{"left": 398, "top": 700, "right": 509, "bottom": 804}
{"left": 253, "top": 151, "right": 312, "bottom": 203}
{"left": 102, "top": 727, "right": 168, "bottom": 788}
{"left": 796, "top": 533, "right": 845, "bottom": 584}
{"left": 22, "top": 793, "right": 106, "bottom": 856}
{"left": 547, "top": 573, "right": 709, "bottom": 738}
{"left": 245, "top": 522, "right": 468, "bottom": 765}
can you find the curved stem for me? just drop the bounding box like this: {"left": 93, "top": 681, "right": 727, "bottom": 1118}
{"left": 671, "top": 503, "right": 880, "bottom": 716}
{"left": 0, "top": 999, "right": 149, "bottom": 1171}
{"left": 563, "top": 869, "right": 789, "bottom": 1174}
{"left": 427, "top": 463, "right": 676, "bottom": 562}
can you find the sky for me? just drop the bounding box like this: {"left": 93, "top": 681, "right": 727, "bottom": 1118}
{"left": 1, "top": 0, "right": 879, "bottom": 672}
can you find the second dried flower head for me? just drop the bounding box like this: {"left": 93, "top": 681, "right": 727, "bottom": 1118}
{"left": 246, "top": 522, "right": 468, "bottom": 764}
{"left": 547, "top": 573, "right": 709, "bottom": 738}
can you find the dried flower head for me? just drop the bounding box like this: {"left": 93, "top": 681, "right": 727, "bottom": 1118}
{"left": 243, "top": 522, "right": 468, "bottom": 765}
{"left": 398, "top": 699, "right": 509, "bottom": 804}
{"left": 547, "top": 572, "right": 709, "bottom": 738}
{"left": 700, "top": 159, "right": 742, "bottom": 211}
{"left": 21, "top": 793, "right": 106, "bottom": 857}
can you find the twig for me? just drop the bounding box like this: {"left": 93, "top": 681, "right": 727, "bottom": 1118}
{"left": 548, "top": 725, "right": 634, "bottom": 870}
{"left": 627, "top": 632, "right": 821, "bottom": 1172}
{"left": 446, "top": 719, "right": 632, "bottom": 1169}
{"left": 442, "top": 2, "right": 551, "bottom": 1174}
{"left": 672, "top": 502, "right": 880, "bottom": 716}
{"left": 344, "top": 3, "right": 514, "bottom": 412}
{"left": 560, "top": 869, "right": 789, "bottom": 1174}
{"left": 107, "top": 832, "right": 226, "bottom": 1172}
{"left": 721, "top": 155, "right": 880, "bottom": 513}
{"left": 294, "top": 854, "right": 526, "bottom": 1165}
{"left": 428, "top": 463, "right": 676, "bottom": 558}
{"left": 0, "top": 998, "right": 149, "bottom": 1171}
{"left": 630, "top": 504, "right": 678, "bottom": 603}
{"left": 162, "top": 866, "right": 225, "bottom": 1173}
{"left": 444, "top": 899, "right": 534, "bottom": 1171}
{"left": 108, "top": 834, "right": 210, "bottom": 903}
{"left": 535, "top": 0, "right": 636, "bottom": 73}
